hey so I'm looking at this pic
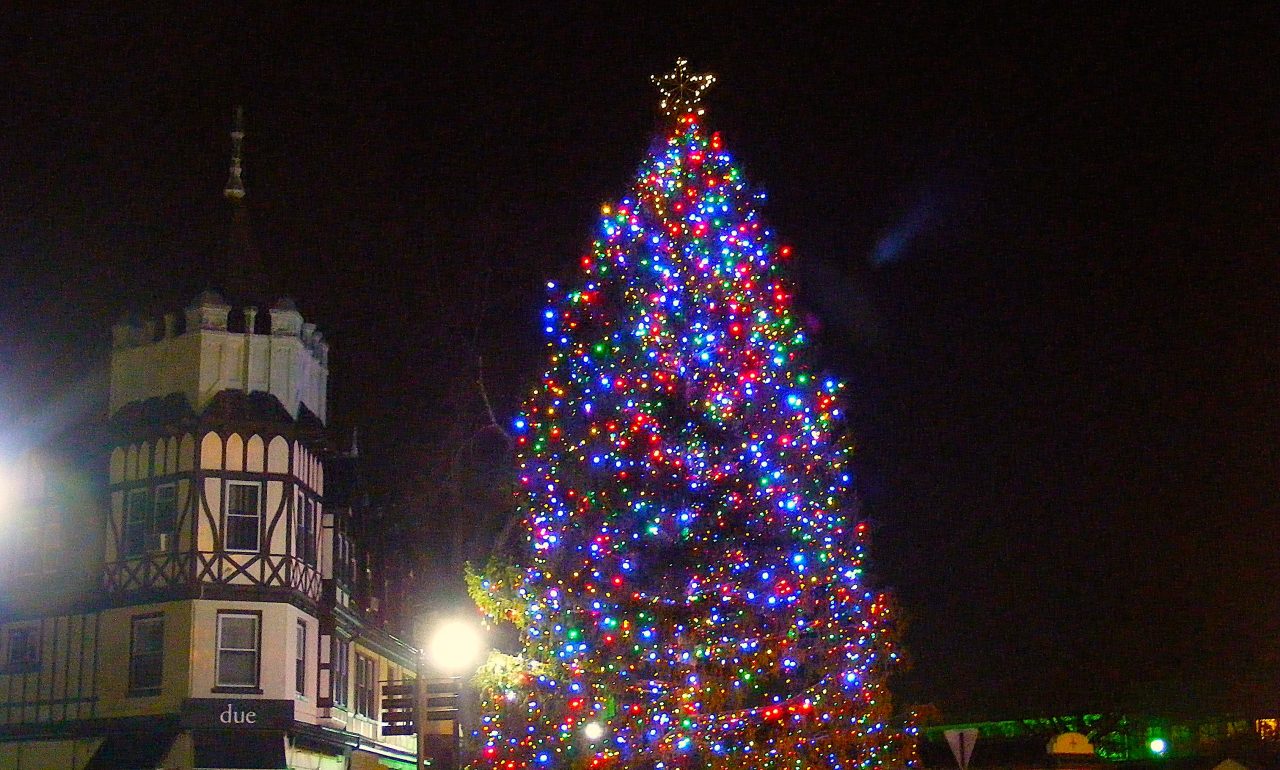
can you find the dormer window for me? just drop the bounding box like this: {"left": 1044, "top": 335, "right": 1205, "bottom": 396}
{"left": 225, "top": 482, "right": 261, "bottom": 552}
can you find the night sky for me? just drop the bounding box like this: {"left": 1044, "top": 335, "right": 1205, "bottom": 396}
{"left": 2, "top": 5, "right": 1278, "bottom": 719}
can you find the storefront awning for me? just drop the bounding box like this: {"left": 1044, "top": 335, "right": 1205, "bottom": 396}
{"left": 193, "top": 730, "right": 287, "bottom": 769}
{"left": 84, "top": 731, "right": 177, "bottom": 769}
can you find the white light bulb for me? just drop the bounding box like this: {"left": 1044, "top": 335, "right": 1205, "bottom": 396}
{"left": 426, "top": 618, "right": 486, "bottom": 675}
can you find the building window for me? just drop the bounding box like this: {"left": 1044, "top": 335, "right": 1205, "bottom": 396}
{"left": 354, "top": 653, "right": 376, "bottom": 718}
{"left": 5, "top": 626, "right": 39, "bottom": 670}
{"left": 307, "top": 500, "right": 318, "bottom": 566}
{"left": 128, "top": 614, "right": 164, "bottom": 695}
{"left": 332, "top": 637, "right": 350, "bottom": 707}
{"left": 215, "top": 612, "right": 260, "bottom": 688}
{"left": 336, "top": 530, "right": 354, "bottom": 586}
{"left": 153, "top": 483, "right": 177, "bottom": 541}
{"left": 225, "top": 482, "right": 261, "bottom": 552}
{"left": 295, "top": 495, "right": 317, "bottom": 567}
{"left": 123, "top": 489, "right": 151, "bottom": 557}
{"left": 296, "top": 621, "right": 307, "bottom": 696}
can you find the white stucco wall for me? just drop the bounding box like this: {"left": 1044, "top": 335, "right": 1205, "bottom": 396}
{"left": 109, "top": 326, "right": 327, "bottom": 423}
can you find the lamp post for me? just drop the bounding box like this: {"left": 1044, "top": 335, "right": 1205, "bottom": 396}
{"left": 417, "top": 616, "right": 486, "bottom": 770}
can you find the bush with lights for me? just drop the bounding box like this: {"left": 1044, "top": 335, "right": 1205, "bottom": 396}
{"left": 471, "top": 60, "right": 915, "bottom": 770}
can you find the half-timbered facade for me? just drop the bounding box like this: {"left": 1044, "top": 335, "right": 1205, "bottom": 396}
{"left": 0, "top": 115, "right": 421, "bottom": 770}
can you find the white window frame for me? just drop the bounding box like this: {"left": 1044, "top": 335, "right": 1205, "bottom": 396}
{"left": 153, "top": 483, "right": 178, "bottom": 539}
{"left": 123, "top": 488, "right": 151, "bottom": 557}
{"left": 296, "top": 620, "right": 307, "bottom": 696}
{"left": 332, "top": 636, "right": 350, "bottom": 707}
{"left": 295, "top": 492, "right": 317, "bottom": 566}
{"left": 354, "top": 652, "right": 376, "bottom": 718}
{"left": 215, "top": 612, "right": 260, "bottom": 689}
{"left": 224, "top": 482, "right": 261, "bottom": 553}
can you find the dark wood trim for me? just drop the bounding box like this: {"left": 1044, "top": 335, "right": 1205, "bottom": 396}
{"left": 263, "top": 479, "right": 288, "bottom": 553}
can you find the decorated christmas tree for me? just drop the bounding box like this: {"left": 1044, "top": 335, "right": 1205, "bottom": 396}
{"left": 472, "top": 60, "right": 913, "bottom": 770}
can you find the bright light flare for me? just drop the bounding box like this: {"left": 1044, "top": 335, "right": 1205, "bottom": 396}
{"left": 583, "top": 721, "right": 605, "bottom": 742}
{"left": 425, "top": 617, "right": 486, "bottom": 675}
{"left": 0, "top": 467, "right": 15, "bottom": 520}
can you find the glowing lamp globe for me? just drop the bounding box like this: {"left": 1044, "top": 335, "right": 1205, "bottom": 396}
{"left": 583, "top": 722, "right": 605, "bottom": 742}
{"left": 425, "top": 618, "right": 486, "bottom": 675}
{"left": 1149, "top": 738, "right": 1167, "bottom": 756}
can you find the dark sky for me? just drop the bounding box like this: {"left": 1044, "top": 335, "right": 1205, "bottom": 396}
{"left": 2, "top": 4, "right": 1278, "bottom": 719}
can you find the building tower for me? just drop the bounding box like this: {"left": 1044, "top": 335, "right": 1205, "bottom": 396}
{"left": 0, "top": 109, "right": 419, "bottom": 770}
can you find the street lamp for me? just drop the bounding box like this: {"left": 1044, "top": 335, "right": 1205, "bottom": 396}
{"left": 426, "top": 617, "right": 486, "bottom": 676}
{"left": 413, "top": 616, "right": 487, "bottom": 770}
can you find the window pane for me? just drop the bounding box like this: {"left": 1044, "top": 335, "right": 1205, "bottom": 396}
{"left": 217, "top": 614, "right": 258, "bottom": 687}
{"left": 131, "top": 653, "right": 162, "bottom": 689}
{"left": 296, "top": 622, "right": 307, "bottom": 695}
{"left": 219, "top": 615, "right": 256, "bottom": 650}
{"left": 229, "top": 484, "right": 258, "bottom": 516}
{"left": 226, "top": 515, "right": 258, "bottom": 551}
{"left": 333, "top": 639, "right": 349, "bottom": 705}
{"left": 124, "top": 490, "right": 150, "bottom": 556}
{"left": 218, "top": 650, "right": 256, "bottom": 686}
{"left": 154, "top": 485, "right": 177, "bottom": 535}
{"left": 226, "top": 485, "right": 260, "bottom": 551}
{"left": 295, "top": 495, "right": 306, "bottom": 559}
{"left": 134, "top": 618, "right": 164, "bottom": 652}
{"left": 129, "top": 616, "right": 163, "bottom": 692}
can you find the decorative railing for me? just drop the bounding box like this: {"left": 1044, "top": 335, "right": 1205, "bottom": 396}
{"left": 104, "top": 551, "right": 322, "bottom": 602}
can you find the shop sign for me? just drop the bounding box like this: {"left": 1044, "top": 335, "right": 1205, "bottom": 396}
{"left": 182, "top": 698, "right": 294, "bottom": 729}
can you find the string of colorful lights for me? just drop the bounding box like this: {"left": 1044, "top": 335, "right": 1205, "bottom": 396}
{"left": 474, "top": 62, "right": 914, "bottom": 770}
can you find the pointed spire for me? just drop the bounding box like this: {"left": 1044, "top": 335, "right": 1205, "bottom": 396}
{"left": 220, "top": 106, "right": 267, "bottom": 309}
{"left": 224, "top": 106, "right": 246, "bottom": 201}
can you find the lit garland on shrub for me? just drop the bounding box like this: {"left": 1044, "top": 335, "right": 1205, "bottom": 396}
{"left": 474, "top": 61, "right": 914, "bottom": 770}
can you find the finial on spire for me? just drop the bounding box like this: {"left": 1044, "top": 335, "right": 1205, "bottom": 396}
{"left": 224, "top": 106, "right": 246, "bottom": 201}
{"left": 220, "top": 105, "right": 266, "bottom": 306}
{"left": 652, "top": 58, "right": 716, "bottom": 117}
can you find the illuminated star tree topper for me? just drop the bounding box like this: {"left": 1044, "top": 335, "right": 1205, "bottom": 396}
{"left": 651, "top": 57, "right": 717, "bottom": 116}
